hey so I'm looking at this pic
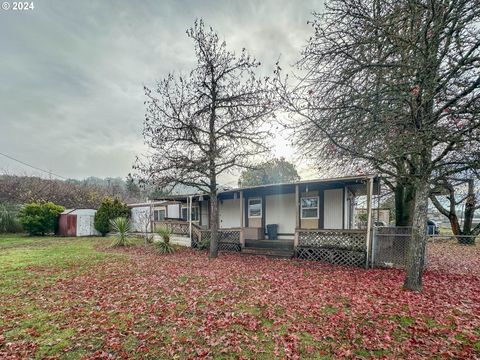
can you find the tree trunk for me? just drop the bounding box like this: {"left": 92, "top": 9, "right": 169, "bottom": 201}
{"left": 404, "top": 178, "right": 429, "bottom": 292}
{"left": 395, "top": 183, "right": 415, "bottom": 226}
{"left": 461, "top": 179, "right": 476, "bottom": 244}
{"left": 209, "top": 192, "right": 219, "bottom": 259}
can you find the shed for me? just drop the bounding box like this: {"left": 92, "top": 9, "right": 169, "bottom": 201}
{"left": 58, "top": 209, "right": 99, "bottom": 237}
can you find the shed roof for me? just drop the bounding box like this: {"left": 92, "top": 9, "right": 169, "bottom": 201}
{"left": 60, "top": 208, "right": 97, "bottom": 215}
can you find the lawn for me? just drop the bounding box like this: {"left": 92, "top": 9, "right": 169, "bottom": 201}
{"left": 1, "top": 235, "right": 479, "bottom": 359}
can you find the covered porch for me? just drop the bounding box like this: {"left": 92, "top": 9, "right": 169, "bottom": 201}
{"left": 154, "top": 175, "right": 380, "bottom": 266}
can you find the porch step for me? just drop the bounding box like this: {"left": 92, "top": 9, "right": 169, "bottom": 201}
{"left": 241, "top": 247, "right": 294, "bottom": 259}
{"left": 244, "top": 239, "right": 294, "bottom": 251}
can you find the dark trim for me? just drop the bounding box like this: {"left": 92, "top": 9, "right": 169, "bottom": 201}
{"left": 198, "top": 201, "right": 202, "bottom": 226}
{"left": 342, "top": 187, "right": 345, "bottom": 230}
{"left": 244, "top": 196, "right": 249, "bottom": 227}
{"left": 207, "top": 199, "right": 211, "bottom": 228}
{"left": 319, "top": 190, "right": 324, "bottom": 229}
{"left": 261, "top": 195, "right": 266, "bottom": 231}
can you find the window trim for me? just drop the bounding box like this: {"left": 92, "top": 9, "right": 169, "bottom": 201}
{"left": 300, "top": 196, "right": 319, "bottom": 219}
{"left": 248, "top": 198, "right": 262, "bottom": 218}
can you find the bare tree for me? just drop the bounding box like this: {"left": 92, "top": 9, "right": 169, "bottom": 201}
{"left": 278, "top": 0, "right": 480, "bottom": 290}
{"left": 430, "top": 172, "right": 480, "bottom": 243}
{"left": 137, "top": 208, "right": 153, "bottom": 245}
{"left": 135, "top": 20, "right": 276, "bottom": 258}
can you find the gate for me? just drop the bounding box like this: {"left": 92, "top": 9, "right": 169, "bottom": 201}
{"left": 371, "top": 226, "right": 412, "bottom": 268}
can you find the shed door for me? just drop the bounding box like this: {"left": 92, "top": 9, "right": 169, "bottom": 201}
{"left": 67, "top": 215, "right": 77, "bottom": 236}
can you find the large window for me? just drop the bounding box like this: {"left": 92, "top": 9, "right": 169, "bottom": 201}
{"left": 301, "top": 197, "right": 319, "bottom": 219}
{"left": 154, "top": 209, "right": 166, "bottom": 222}
{"left": 248, "top": 198, "right": 262, "bottom": 218}
{"left": 182, "top": 206, "right": 199, "bottom": 221}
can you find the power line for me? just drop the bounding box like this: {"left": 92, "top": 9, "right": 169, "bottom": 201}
{"left": 0, "top": 151, "right": 67, "bottom": 180}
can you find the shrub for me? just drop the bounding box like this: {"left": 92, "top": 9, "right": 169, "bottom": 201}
{"left": 94, "top": 198, "right": 130, "bottom": 236}
{"left": 110, "top": 217, "right": 132, "bottom": 247}
{"left": 156, "top": 227, "right": 175, "bottom": 254}
{"left": 18, "top": 201, "right": 64, "bottom": 236}
{"left": 0, "top": 203, "right": 22, "bottom": 233}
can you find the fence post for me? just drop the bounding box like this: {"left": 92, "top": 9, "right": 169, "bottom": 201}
{"left": 365, "top": 177, "right": 374, "bottom": 269}
{"left": 371, "top": 226, "right": 377, "bottom": 268}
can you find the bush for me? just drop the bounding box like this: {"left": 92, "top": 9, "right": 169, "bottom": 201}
{"left": 0, "top": 203, "right": 22, "bottom": 233}
{"left": 110, "top": 217, "right": 132, "bottom": 247}
{"left": 94, "top": 198, "right": 130, "bottom": 236}
{"left": 156, "top": 227, "right": 175, "bottom": 254}
{"left": 18, "top": 201, "right": 64, "bottom": 236}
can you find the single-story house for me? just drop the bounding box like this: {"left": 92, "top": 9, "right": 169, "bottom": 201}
{"left": 134, "top": 175, "right": 380, "bottom": 266}
{"left": 58, "top": 209, "right": 100, "bottom": 237}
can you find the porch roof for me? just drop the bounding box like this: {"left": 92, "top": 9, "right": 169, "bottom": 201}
{"left": 153, "top": 175, "right": 380, "bottom": 202}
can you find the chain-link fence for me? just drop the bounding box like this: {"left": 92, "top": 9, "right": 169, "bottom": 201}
{"left": 372, "top": 226, "right": 479, "bottom": 271}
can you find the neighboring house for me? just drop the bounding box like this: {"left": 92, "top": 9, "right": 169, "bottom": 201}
{"left": 58, "top": 209, "right": 99, "bottom": 237}
{"left": 135, "top": 175, "right": 380, "bottom": 266}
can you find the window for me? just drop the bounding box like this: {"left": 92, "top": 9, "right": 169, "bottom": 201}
{"left": 154, "top": 209, "right": 165, "bottom": 222}
{"left": 192, "top": 206, "right": 199, "bottom": 221}
{"left": 301, "top": 197, "right": 319, "bottom": 219}
{"left": 248, "top": 198, "right": 262, "bottom": 218}
{"left": 181, "top": 206, "right": 199, "bottom": 221}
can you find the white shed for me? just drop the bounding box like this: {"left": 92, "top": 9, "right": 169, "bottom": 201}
{"left": 58, "top": 209, "right": 100, "bottom": 237}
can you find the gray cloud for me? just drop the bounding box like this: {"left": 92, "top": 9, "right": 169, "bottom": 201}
{"left": 0, "top": 0, "right": 322, "bottom": 181}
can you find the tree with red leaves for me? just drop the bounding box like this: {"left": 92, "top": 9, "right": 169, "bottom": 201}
{"left": 279, "top": 0, "right": 480, "bottom": 290}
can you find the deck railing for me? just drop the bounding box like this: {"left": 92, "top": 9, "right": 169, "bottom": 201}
{"left": 192, "top": 225, "right": 243, "bottom": 252}
{"left": 155, "top": 220, "right": 189, "bottom": 235}
{"left": 295, "top": 229, "right": 367, "bottom": 267}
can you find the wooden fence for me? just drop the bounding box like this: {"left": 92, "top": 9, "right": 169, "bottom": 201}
{"left": 295, "top": 229, "right": 367, "bottom": 267}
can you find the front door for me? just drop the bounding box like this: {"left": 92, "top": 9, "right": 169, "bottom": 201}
{"left": 66, "top": 215, "right": 76, "bottom": 236}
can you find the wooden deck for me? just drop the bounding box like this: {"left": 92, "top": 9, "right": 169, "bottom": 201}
{"left": 242, "top": 239, "right": 294, "bottom": 258}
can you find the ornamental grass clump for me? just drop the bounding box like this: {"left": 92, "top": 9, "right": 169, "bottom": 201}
{"left": 156, "top": 227, "right": 175, "bottom": 254}
{"left": 110, "top": 217, "right": 132, "bottom": 247}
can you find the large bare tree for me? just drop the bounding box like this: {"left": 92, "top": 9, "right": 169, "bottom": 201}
{"left": 430, "top": 171, "right": 480, "bottom": 243}
{"left": 135, "top": 20, "right": 276, "bottom": 258}
{"left": 278, "top": 0, "right": 480, "bottom": 290}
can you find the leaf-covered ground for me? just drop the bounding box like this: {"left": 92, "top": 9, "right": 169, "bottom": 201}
{"left": 1, "top": 235, "right": 479, "bottom": 359}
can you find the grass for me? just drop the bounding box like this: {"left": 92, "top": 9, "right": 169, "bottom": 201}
{"left": 0, "top": 234, "right": 479, "bottom": 358}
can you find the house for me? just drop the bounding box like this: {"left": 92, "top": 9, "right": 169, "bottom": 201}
{"left": 58, "top": 209, "right": 99, "bottom": 237}
{"left": 137, "top": 175, "right": 380, "bottom": 266}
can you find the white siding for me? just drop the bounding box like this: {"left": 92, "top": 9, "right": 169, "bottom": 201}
{"left": 219, "top": 199, "right": 240, "bottom": 229}
{"left": 167, "top": 204, "right": 180, "bottom": 219}
{"left": 265, "top": 193, "right": 296, "bottom": 237}
{"left": 324, "top": 188, "right": 343, "bottom": 229}
{"left": 70, "top": 209, "right": 99, "bottom": 236}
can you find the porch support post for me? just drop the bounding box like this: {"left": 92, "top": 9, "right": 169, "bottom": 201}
{"left": 239, "top": 191, "right": 245, "bottom": 247}
{"left": 189, "top": 195, "right": 193, "bottom": 244}
{"left": 295, "top": 184, "right": 300, "bottom": 229}
{"left": 150, "top": 202, "right": 154, "bottom": 233}
{"left": 365, "top": 177, "right": 374, "bottom": 269}
{"left": 295, "top": 184, "right": 300, "bottom": 247}
{"left": 239, "top": 191, "right": 244, "bottom": 228}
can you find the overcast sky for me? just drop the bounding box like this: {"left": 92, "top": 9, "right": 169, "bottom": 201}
{"left": 0, "top": 0, "right": 322, "bottom": 184}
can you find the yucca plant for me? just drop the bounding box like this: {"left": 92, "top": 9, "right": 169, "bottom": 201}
{"left": 0, "top": 203, "right": 22, "bottom": 233}
{"left": 110, "top": 217, "right": 132, "bottom": 247}
{"left": 156, "top": 227, "right": 175, "bottom": 254}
